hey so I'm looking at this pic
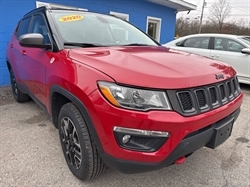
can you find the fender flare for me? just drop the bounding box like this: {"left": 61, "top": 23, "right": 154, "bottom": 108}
{"left": 50, "top": 85, "right": 103, "bottom": 152}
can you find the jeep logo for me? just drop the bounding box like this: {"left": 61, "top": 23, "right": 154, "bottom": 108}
{"left": 215, "top": 74, "right": 224, "bottom": 80}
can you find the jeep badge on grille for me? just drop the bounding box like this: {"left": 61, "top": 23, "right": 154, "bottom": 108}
{"left": 215, "top": 74, "right": 224, "bottom": 80}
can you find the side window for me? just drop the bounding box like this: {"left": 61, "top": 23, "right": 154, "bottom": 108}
{"left": 214, "top": 38, "right": 245, "bottom": 52}
{"left": 182, "top": 37, "right": 209, "bottom": 49}
{"left": 14, "top": 21, "right": 21, "bottom": 36}
{"left": 17, "top": 17, "right": 32, "bottom": 38}
{"left": 176, "top": 40, "right": 184, "bottom": 46}
{"left": 29, "top": 14, "right": 50, "bottom": 44}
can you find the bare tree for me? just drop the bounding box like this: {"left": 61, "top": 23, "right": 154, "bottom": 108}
{"left": 175, "top": 17, "right": 200, "bottom": 37}
{"left": 175, "top": 17, "right": 250, "bottom": 36}
{"left": 209, "top": 0, "right": 231, "bottom": 33}
{"left": 175, "top": 17, "right": 189, "bottom": 37}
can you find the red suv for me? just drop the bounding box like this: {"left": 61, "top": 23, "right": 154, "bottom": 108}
{"left": 6, "top": 7, "right": 243, "bottom": 181}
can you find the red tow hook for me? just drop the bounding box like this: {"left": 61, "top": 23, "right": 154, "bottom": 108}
{"left": 175, "top": 156, "right": 186, "bottom": 164}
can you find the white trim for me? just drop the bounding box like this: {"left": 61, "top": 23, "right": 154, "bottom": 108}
{"left": 168, "top": 0, "right": 196, "bottom": 9}
{"left": 110, "top": 11, "right": 129, "bottom": 21}
{"left": 35, "top": 1, "right": 88, "bottom": 11}
{"left": 146, "top": 16, "right": 162, "bottom": 42}
{"left": 147, "top": 0, "right": 196, "bottom": 11}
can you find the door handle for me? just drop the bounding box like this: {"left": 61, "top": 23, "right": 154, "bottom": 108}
{"left": 21, "top": 50, "right": 27, "bottom": 56}
{"left": 211, "top": 54, "right": 219, "bottom": 58}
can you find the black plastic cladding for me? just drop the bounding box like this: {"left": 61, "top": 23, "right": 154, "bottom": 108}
{"left": 167, "top": 76, "right": 241, "bottom": 116}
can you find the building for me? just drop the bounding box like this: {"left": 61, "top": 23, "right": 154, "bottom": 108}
{"left": 0, "top": 0, "right": 196, "bottom": 86}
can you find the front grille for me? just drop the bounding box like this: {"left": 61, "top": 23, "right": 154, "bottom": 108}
{"left": 232, "top": 79, "right": 237, "bottom": 93}
{"left": 177, "top": 92, "right": 194, "bottom": 111}
{"left": 195, "top": 89, "right": 207, "bottom": 108}
{"left": 209, "top": 87, "right": 218, "bottom": 104}
{"left": 172, "top": 76, "right": 240, "bottom": 116}
{"left": 227, "top": 82, "right": 233, "bottom": 97}
{"left": 219, "top": 84, "right": 226, "bottom": 101}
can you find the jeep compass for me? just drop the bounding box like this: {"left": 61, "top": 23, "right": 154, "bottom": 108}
{"left": 6, "top": 7, "right": 243, "bottom": 180}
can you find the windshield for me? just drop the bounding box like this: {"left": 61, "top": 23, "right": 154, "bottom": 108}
{"left": 51, "top": 11, "right": 158, "bottom": 47}
{"left": 238, "top": 37, "right": 250, "bottom": 46}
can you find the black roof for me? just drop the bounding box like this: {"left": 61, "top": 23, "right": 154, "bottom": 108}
{"left": 24, "top": 6, "right": 47, "bottom": 17}
{"left": 23, "top": 6, "right": 123, "bottom": 20}
{"left": 24, "top": 6, "right": 89, "bottom": 17}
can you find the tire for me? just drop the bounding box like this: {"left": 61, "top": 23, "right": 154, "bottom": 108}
{"left": 58, "top": 103, "right": 106, "bottom": 181}
{"left": 10, "top": 69, "right": 30, "bottom": 103}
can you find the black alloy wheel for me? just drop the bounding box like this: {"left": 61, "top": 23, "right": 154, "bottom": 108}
{"left": 58, "top": 103, "right": 106, "bottom": 180}
{"left": 60, "top": 116, "right": 82, "bottom": 169}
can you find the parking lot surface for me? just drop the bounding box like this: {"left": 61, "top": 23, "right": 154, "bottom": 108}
{"left": 0, "top": 85, "right": 249, "bottom": 187}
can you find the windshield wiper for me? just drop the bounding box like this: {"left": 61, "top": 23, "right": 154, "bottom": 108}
{"left": 64, "top": 42, "right": 104, "bottom": 47}
{"left": 121, "top": 43, "right": 151, "bottom": 46}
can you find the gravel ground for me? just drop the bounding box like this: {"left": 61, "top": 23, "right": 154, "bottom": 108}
{"left": 0, "top": 85, "right": 249, "bottom": 187}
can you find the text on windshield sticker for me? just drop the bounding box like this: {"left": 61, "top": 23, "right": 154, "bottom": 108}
{"left": 59, "top": 15, "right": 83, "bottom": 22}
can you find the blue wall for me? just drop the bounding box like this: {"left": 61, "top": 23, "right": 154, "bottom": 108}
{"left": 0, "top": 0, "right": 176, "bottom": 86}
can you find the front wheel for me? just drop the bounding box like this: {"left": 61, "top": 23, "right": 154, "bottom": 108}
{"left": 58, "top": 103, "right": 106, "bottom": 181}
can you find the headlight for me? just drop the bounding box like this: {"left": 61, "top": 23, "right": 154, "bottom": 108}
{"left": 98, "top": 81, "right": 171, "bottom": 111}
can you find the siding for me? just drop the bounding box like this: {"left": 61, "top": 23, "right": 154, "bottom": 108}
{"left": 0, "top": 0, "right": 176, "bottom": 86}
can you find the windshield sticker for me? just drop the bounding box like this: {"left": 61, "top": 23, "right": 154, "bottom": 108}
{"left": 59, "top": 15, "right": 83, "bottom": 22}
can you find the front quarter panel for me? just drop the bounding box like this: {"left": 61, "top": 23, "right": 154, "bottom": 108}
{"left": 45, "top": 50, "right": 114, "bottom": 113}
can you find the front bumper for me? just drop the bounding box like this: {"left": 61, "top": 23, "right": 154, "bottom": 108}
{"left": 99, "top": 108, "right": 240, "bottom": 173}
{"left": 87, "top": 89, "right": 242, "bottom": 168}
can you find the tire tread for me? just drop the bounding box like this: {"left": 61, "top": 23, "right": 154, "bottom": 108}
{"left": 59, "top": 103, "right": 105, "bottom": 181}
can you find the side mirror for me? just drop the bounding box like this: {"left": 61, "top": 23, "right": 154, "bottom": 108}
{"left": 241, "top": 48, "right": 250, "bottom": 54}
{"left": 19, "top": 33, "right": 51, "bottom": 49}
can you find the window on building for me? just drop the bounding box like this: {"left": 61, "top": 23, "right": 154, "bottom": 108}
{"left": 146, "top": 17, "right": 161, "bottom": 42}
{"left": 36, "top": 1, "right": 88, "bottom": 11}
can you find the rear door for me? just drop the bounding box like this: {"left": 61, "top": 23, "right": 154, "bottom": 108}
{"left": 210, "top": 37, "right": 250, "bottom": 84}
{"left": 173, "top": 36, "right": 211, "bottom": 57}
{"left": 12, "top": 17, "right": 32, "bottom": 84}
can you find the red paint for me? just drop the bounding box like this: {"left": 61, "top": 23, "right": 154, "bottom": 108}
{"left": 175, "top": 156, "right": 186, "bottom": 164}
{"left": 6, "top": 35, "right": 243, "bottom": 164}
{"left": 68, "top": 46, "right": 236, "bottom": 89}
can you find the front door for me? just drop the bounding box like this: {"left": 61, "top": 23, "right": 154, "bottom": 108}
{"left": 21, "top": 14, "right": 51, "bottom": 105}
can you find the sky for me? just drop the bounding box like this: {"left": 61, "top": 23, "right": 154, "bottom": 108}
{"left": 178, "top": 0, "right": 250, "bottom": 24}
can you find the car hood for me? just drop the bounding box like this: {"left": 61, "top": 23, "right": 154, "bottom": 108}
{"left": 67, "top": 46, "right": 236, "bottom": 89}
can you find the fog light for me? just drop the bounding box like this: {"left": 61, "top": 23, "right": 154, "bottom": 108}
{"left": 113, "top": 126, "right": 169, "bottom": 152}
{"left": 122, "top": 135, "right": 131, "bottom": 144}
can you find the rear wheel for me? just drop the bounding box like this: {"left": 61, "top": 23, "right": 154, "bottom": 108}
{"left": 58, "top": 103, "right": 106, "bottom": 181}
{"left": 10, "top": 69, "right": 29, "bottom": 103}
